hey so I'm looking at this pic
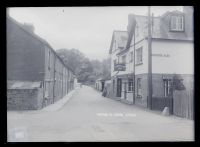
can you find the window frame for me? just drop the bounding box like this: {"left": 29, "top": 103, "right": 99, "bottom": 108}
{"left": 113, "top": 59, "right": 117, "bottom": 71}
{"left": 128, "top": 79, "right": 133, "bottom": 92}
{"left": 170, "top": 14, "right": 184, "bottom": 32}
{"left": 163, "top": 79, "right": 172, "bottom": 97}
{"left": 136, "top": 47, "right": 143, "bottom": 65}
{"left": 122, "top": 55, "right": 126, "bottom": 64}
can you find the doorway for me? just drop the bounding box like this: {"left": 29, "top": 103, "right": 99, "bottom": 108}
{"left": 101, "top": 81, "right": 105, "bottom": 92}
{"left": 117, "top": 78, "right": 122, "bottom": 97}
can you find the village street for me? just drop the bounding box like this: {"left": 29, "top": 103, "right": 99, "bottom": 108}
{"left": 7, "top": 85, "right": 194, "bottom": 142}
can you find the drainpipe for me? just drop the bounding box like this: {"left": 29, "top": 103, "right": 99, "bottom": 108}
{"left": 133, "top": 29, "right": 136, "bottom": 104}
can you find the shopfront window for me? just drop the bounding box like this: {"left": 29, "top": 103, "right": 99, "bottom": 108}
{"left": 128, "top": 79, "right": 133, "bottom": 92}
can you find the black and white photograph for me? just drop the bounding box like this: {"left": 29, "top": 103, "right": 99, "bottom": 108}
{"left": 6, "top": 6, "right": 194, "bottom": 142}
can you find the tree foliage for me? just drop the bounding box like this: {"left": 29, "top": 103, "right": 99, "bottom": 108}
{"left": 172, "top": 75, "right": 186, "bottom": 91}
{"left": 56, "top": 48, "right": 111, "bottom": 84}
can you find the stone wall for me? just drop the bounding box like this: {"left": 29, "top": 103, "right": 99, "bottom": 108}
{"left": 7, "top": 88, "right": 43, "bottom": 110}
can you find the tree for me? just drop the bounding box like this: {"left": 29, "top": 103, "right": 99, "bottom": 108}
{"left": 56, "top": 48, "right": 85, "bottom": 74}
{"left": 56, "top": 48, "right": 111, "bottom": 84}
{"left": 172, "top": 75, "right": 186, "bottom": 91}
{"left": 102, "top": 58, "right": 111, "bottom": 79}
{"left": 90, "top": 59, "right": 103, "bottom": 78}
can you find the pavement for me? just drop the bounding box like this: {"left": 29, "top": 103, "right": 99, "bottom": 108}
{"left": 7, "top": 85, "right": 194, "bottom": 142}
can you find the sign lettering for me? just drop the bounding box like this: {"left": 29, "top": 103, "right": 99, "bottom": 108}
{"left": 152, "top": 53, "right": 170, "bottom": 57}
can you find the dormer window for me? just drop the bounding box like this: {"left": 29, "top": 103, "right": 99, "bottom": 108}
{"left": 170, "top": 15, "right": 184, "bottom": 31}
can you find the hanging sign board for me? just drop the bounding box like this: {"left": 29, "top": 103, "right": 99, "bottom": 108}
{"left": 114, "top": 63, "right": 126, "bottom": 71}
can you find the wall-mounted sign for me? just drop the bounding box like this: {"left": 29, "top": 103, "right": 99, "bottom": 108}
{"left": 152, "top": 53, "right": 170, "bottom": 57}
{"left": 114, "top": 63, "right": 126, "bottom": 71}
{"left": 162, "top": 75, "right": 173, "bottom": 80}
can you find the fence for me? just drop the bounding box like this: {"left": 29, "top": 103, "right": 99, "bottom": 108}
{"left": 173, "top": 90, "right": 194, "bottom": 119}
{"left": 151, "top": 97, "right": 173, "bottom": 114}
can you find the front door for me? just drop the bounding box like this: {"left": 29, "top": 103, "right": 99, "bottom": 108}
{"left": 117, "top": 78, "right": 122, "bottom": 97}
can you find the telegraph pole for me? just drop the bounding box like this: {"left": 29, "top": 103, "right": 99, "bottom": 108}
{"left": 148, "top": 6, "right": 152, "bottom": 109}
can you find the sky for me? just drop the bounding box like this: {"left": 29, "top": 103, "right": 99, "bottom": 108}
{"left": 8, "top": 6, "right": 183, "bottom": 61}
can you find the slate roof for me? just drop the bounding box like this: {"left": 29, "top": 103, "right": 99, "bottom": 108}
{"left": 128, "top": 11, "right": 193, "bottom": 41}
{"left": 117, "top": 10, "right": 193, "bottom": 56}
{"left": 109, "top": 31, "right": 128, "bottom": 54}
{"left": 7, "top": 15, "right": 75, "bottom": 74}
{"left": 7, "top": 81, "right": 42, "bottom": 89}
{"left": 153, "top": 12, "right": 192, "bottom": 40}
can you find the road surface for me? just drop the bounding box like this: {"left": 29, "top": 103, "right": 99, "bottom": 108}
{"left": 7, "top": 85, "right": 194, "bottom": 142}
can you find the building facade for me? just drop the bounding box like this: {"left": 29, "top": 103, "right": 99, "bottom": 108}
{"left": 7, "top": 16, "right": 75, "bottom": 110}
{"left": 95, "top": 78, "right": 105, "bottom": 92}
{"left": 109, "top": 7, "right": 194, "bottom": 117}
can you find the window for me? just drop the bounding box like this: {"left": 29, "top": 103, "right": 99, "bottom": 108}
{"left": 170, "top": 15, "right": 184, "bottom": 31}
{"left": 122, "top": 55, "right": 126, "bottom": 64}
{"left": 128, "top": 79, "right": 133, "bottom": 92}
{"left": 163, "top": 79, "right": 172, "bottom": 97}
{"left": 129, "top": 51, "right": 133, "bottom": 63}
{"left": 113, "top": 59, "right": 117, "bottom": 65}
{"left": 136, "top": 47, "right": 143, "bottom": 65}
{"left": 113, "top": 59, "right": 117, "bottom": 71}
{"left": 137, "top": 78, "right": 142, "bottom": 97}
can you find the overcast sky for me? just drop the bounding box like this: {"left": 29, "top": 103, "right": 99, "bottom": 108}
{"left": 8, "top": 6, "right": 182, "bottom": 61}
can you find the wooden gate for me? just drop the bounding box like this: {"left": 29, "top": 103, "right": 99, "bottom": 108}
{"left": 173, "top": 90, "right": 194, "bottom": 119}
{"left": 152, "top": 97, "right": 173, "bottom": 114}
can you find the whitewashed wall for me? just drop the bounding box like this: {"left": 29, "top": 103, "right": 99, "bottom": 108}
{"left": 111, "top": 50, "right": 135, "bottom": 77}
{"left": 110, "top": 35, "right": 118, "bottom": 77}
{"left": 152, "top": 40, "right": 194, "bottom": 74}
{"left": 117, "top": 49, "right": 134, "bottom": 76}
{"left": 135, "top": 39, "right": 148, "bottom": 75}
{"left": 133, "top": 39, "right": 194, "bottom": 75}
{"left": 111, "top": 49, "right": 120, "bottom": 77}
